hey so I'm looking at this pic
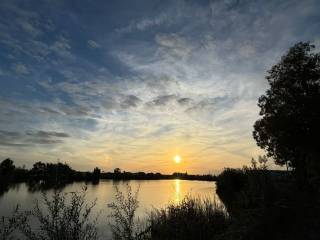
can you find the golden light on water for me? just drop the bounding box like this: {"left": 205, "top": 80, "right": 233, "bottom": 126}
{"left": 175, "top": 179, "right": 181, "bottom": 203}
{"left": 174, "top": 155, "right": 181, "bottom": 163}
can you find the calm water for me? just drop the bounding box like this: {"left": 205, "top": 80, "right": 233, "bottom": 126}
{"left": 0, "top": 180, "right": 219, "bottom": 238}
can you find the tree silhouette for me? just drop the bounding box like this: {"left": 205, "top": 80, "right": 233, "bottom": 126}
{"left": 0, "top": 158, "right": 15, "bottom": 176}
{"left": 92, "top": 167, "right": 101, "bottom": 180}
{"left": 253, "top": 42, "right": 320, "bottom": 186}
{"left": 31, "top": 161, "right": 46, "bottom": 177}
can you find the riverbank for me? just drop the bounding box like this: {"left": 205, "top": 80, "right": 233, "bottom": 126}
{"left": 1, "top": 166, "right": 319, "bottom": 240}
{"left": 0, "top": 158, "right": 216, "bottom": 196}
{"left": 0, "top": 158, "right": 215, "bottom": 183}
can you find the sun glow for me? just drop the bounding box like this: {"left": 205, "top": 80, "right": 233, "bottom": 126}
{"left": 174, "top": 155, "right": 181, "bottom": 163}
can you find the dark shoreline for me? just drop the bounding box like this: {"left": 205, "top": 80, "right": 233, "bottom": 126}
{"left": 99, "top": 172, "right": 216, "bottom": 181}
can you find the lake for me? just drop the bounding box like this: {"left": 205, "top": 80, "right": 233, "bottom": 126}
{"left": 0, "top": 179, "right": 220, "bottom": 238}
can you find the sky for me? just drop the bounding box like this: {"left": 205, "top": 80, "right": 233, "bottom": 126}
{"left": 0, "top": 0, "right": 319, "bottom": 174}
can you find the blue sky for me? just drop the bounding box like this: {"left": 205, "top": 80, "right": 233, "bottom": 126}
{"left": 0, "top": 0, "right": 319, "bottom": 173}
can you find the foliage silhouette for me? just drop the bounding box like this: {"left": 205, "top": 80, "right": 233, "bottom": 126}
{"left": 216, "top": 156, "right": 320, "bottom": 240}
{"left": 0, "top": 159, "right": 29, "bottom": 196}
{"left": 0, "top": 206, "right": 26, "bottom": 240}
{"left": 30, "top": 161, "right": 75, "bottom": 183}
{"left": 216, "top": 157, "right": 282, "bottom": 213}
{"left": 107, "top": 183, "right": 143, "bottom": 240}
{"left": 19, "top": 187, "right": 99, "bottom": 240}
{"left": 0, "top": 158, "right": 15, "bottom": 176}
{"left": 92, "top": 167, "right": 101, "bottom": 179}
{"left": 148, "top": 196, "right": 229, "bottom": 240}
{"left": 253, "top": 42, "right": 320, "bottom": 187}
{"left": 0, "top": 158, "right": 215, "bottom": 190}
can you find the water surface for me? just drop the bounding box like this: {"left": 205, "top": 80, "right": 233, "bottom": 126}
{"left": 0, "top": 180, "right": 219, "bottom": 238}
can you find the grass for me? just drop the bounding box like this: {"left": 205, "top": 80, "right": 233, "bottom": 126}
{"left": 147, "top": 196, "right": 229, "bottom": 240}
{"left": 106, "top": 183, "right": 229, "bottom": 240}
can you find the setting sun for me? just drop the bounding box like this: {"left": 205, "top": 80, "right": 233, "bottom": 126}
{"left": 174, "top": 155, "right": 181, "bottom": 163}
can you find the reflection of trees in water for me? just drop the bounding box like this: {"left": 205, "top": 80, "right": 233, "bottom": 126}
{"left": 0, "top": 182, "right": 21, "bottom": 198}
{"left": 0, "top": 158, "right": 16, "bottom": 197}
{"left": 0, "top": 182, "right": 10, "bottom": 197}
{"left": 1, "top": 179, "right": 101, "bottom": 197}
{"left": 26, "top": 180, "right": 71, "bottom": 193}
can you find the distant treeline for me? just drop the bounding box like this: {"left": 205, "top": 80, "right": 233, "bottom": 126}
{"left": 0, "top": 158, "right": 216, "bottom": 188}
{"left": 102, "top": 167, "right": 216, "bottom": 181}
{"left": 0, "top": 158, "right": 101, "bottom": 184}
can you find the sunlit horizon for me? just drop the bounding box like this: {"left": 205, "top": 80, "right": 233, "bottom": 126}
{"left": 1, "top": 0, "right": 319, "bottom": 174}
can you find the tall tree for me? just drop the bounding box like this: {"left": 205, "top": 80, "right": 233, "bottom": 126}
{"left": 253, "top": 42, "right": 320, "bottom": 185}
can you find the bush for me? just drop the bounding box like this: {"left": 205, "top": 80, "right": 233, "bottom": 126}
{"left": 216, "top": 157, "right": 280, "bottom": 212}
{"left": 19, "top": 187, "right": 99, "bottom": 240}
{"left": 0, "top": 206, "right": 26, "bottom": 240}
{"left": 147, "top": 196, "right": 229, "bottom": 240}
{"left": 107, "top": 184, "right": 230, "bottom": 240}
{"left": 108, "top": 183, "right": 143, "bottom": 240}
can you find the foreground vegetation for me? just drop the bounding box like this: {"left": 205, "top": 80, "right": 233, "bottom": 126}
{"left": 1, "top": 188, "right": 99, "bottom": 240}
{"left": 0, "top": 183, "right": 229, "bottom": 240}
{"left": 147, "top": 196, "right": 228, "bottom": 240}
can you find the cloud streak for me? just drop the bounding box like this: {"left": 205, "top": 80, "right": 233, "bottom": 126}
{"left": 0, "top": 0, "right": 319, "bottom": 172}
{"left": 0, "top": 130, "right": 70, "bottom": 146}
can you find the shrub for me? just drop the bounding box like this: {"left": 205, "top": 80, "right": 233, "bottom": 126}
{"left": 147, "top": 196, "right": 229, "bottom": 240}
{"left": 216, "top": 156, "right": 280, "bottom": 212}
{"left": 19, "top": 187, "right": 99, "bottom": 240}
{"left": 0, "top": 206, "right": 26, "bottom": 240}
{"left": 107, "top": 183, "right": 143, "bottom": 240}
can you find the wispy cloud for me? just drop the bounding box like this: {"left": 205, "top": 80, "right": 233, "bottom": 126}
{"left": 87, "top": 40, "right": 101, "bottom": 49}
{"left": 13, "top": 63, "right": 29, "bottom": 74}
{"left": 50, "top": 36, "right": 73, "bottom": 59}
{"left": 115, "top": 12, "right": 171, "bottom": 34}
{"left": 0, "top": 130, "right": 70, "bottom": 146}
{"left": 0, "top": 0, "right": 319, "bottom": 172}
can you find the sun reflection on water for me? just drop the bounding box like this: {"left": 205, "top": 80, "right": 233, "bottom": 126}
{"left": 174, "top": 179, "right": 181, "bottom": 203}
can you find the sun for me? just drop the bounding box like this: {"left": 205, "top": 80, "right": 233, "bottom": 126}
{"left": 174, "top": 155, "right": 181, "bottom": 163}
